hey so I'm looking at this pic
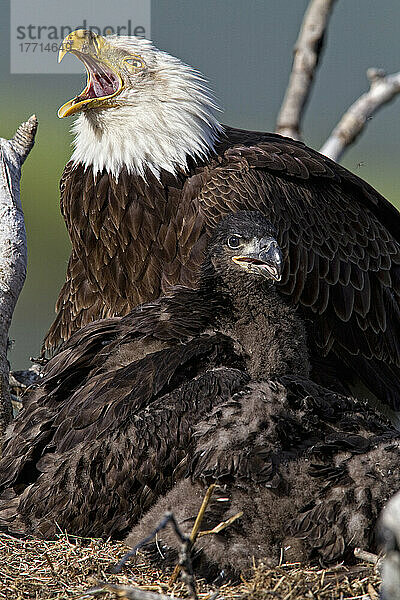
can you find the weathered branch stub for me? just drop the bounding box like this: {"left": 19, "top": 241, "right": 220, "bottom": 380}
{"left": 0, "top": 115, "right": 37, "bottom": 438}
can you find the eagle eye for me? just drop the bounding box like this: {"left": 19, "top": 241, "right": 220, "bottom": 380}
{"left": 227, "top": 235, "right": 243, "bottom": 249}
{"left": 123, "top": 56, "right": 145, "bottom": 72}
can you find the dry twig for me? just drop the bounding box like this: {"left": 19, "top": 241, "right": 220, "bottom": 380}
{"left": 320, "top": 68, "right": 400, "bottom": 162}
{"left": 113, "top": 485, "right": 231, "bottom": 599}
{"left": 169, "top": 484, "right": 216, "bottom": 585}
{"left": 83, "top": 583, "right": 176, "bottom": 600}
{"left": 197, "top": 511, "right": 243, "bottom": 538}
{"left": 111, "top": 512, "right": 181, "bottom": 574}
{"left": 354, "top": 547, "right": 380, "bottom": 566}
{"left": 275, "top": 0, "right": 337, "bottom": 140}
{"left": 111, "top": 511, "right": 198, "bottom": 600}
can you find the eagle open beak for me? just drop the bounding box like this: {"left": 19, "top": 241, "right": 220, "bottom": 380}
{"left": 232, "top": 238, "right": 283, "bottom": 281}
{"left": 58, "top": 29, "right": 124, "bottom": 118}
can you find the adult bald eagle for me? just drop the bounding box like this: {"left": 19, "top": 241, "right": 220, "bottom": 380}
{"left": 45, "top": 29, "right": 400, "bottom": 411}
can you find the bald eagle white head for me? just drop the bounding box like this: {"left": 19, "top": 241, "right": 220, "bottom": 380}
{"left": 59, "top": 30, "right": 222, "bottom": 178}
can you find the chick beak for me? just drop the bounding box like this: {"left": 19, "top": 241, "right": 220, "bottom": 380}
{"left": 258, "top": 239, "right": 283, "bottom": 281}
{"left": 232, "top": 237, "right": 283, "bottom": 281}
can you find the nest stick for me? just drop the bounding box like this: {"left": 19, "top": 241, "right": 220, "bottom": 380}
{"left": 169, "top": 484, "right": 216, "bottom": 585}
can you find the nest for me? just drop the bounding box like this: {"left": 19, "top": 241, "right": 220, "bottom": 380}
{"left": 0, "top": 531, "right": 381, "bottom": 600}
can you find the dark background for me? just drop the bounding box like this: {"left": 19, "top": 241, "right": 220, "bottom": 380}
{"left": 1, "top": 0, "right": 399, "bottom": 369}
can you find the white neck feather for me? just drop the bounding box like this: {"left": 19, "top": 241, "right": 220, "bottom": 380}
{"left": 70, "top": 43, "right": 222, "bottom": 179}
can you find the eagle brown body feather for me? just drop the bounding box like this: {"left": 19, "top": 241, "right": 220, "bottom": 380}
{"left": 45, "top": 127, "right": 400, "bottom": 408}
{"left": 0, "top": 302, "right": 249, "bottom": 537}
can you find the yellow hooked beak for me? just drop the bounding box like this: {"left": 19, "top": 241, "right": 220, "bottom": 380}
{"left": 58, "top": 29, "right": 124, "bottom": 118}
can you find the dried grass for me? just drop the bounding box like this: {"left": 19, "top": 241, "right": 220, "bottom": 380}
{"left": 0, "top": 532, "right": 381, "bottom": 600}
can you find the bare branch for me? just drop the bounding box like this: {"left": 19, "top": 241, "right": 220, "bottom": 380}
{"left": 0, "top": 115, "right": 37, "bottom": 437}
{"left": 275, "top": 0, "right": 337, "bottom": 140}
{"left": 320, "top": 69, "right": 400, "bottom": 162}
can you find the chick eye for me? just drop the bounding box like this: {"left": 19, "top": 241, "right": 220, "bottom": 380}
{"left": 227, "top": 235, "right": 242, "bottom": 249}
{"left": 124, "top": 57, "right": 144, "bottom": 71}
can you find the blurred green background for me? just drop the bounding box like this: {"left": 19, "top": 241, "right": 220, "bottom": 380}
{"left": 1, "top": 0, "right": 399, "bottom": 370}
